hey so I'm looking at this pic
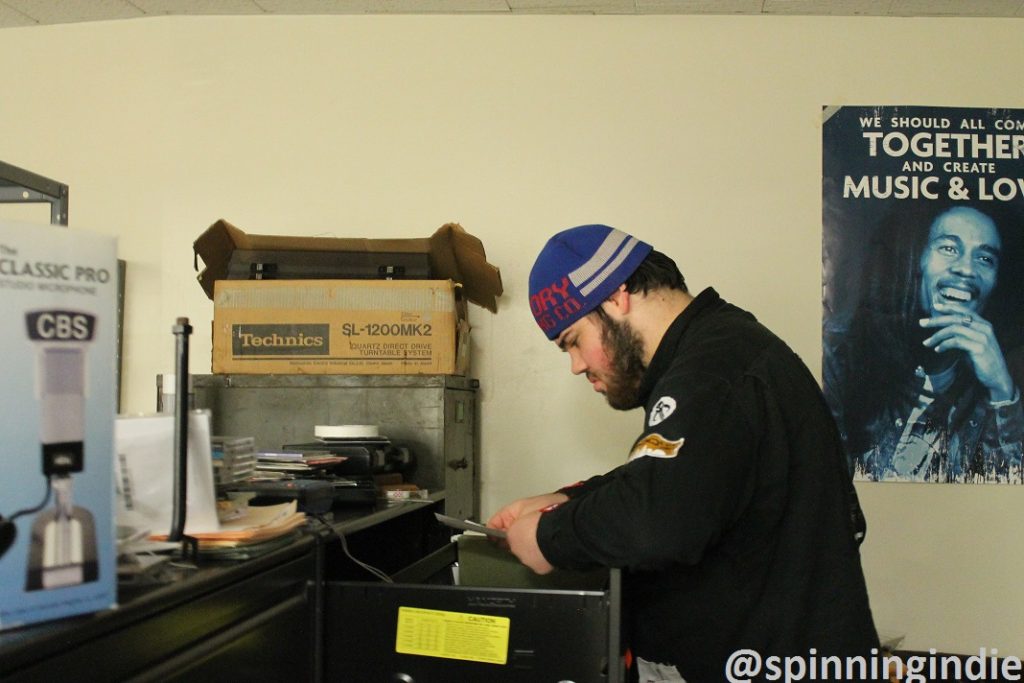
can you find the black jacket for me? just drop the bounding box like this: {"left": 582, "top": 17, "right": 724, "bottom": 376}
{"left": 536, "top": 288, "right": 879, "bottom": 682}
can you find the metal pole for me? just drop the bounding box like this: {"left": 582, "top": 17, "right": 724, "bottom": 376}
{"left": 169, "top": 317, "right": 192, "bottom": 542}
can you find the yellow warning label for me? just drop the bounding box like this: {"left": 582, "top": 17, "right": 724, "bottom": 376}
{"left": 394, "top": 606, "right": 510, "bottom": 665}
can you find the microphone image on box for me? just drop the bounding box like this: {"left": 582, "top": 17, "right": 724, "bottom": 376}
{"left": 24, "top": 310, "right": 99, "bottom": 592}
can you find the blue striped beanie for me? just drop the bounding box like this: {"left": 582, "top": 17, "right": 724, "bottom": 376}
{"left": 528, "top": 224, "right": 653, "bottom": 340}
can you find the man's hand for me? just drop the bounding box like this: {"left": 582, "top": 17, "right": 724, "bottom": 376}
{"left": 486, "top": 492, "right": 567, "bottom": 575}
{"left": 506, "top": 510, "right": 555, "bottom": 574}
{"left": 921, "top": 301, "right": 1015, "bottom": 402}
{"left": 486, "top": 492, "right": 568, "bottom": 532}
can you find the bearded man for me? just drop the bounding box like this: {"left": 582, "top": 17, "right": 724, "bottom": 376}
{"left": 488, "top": 224, "right": 880, "bottom": 683}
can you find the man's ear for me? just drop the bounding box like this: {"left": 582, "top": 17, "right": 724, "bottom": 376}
{"left": 602, "top": 285, "right": 631, "bottom": 318}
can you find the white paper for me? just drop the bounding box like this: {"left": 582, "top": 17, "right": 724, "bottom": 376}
{"left": 114, "top": 411, "right": 220, "bottom": 536}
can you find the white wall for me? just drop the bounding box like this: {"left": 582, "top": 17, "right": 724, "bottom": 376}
{"left": 2, "top": 13, "right": 1022, "bottom": 655}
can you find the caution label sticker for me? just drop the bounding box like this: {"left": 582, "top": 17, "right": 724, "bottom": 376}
{"left": 395, "top": 606, "right": 510, "bottom": 665}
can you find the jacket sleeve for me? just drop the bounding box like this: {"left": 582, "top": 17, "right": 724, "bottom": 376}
{"left": 556, "top": 471, "right": 622, "bottom": 499}
{"left": 536, "top": 371, "right": 765, "bottom": 572}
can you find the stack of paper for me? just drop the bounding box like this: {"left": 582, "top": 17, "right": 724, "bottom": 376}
{"left": 254, "top": 450, "right": 347, "bottom": 475}
{"left": 152, "top": 501, "right": 306, "bottom": 550}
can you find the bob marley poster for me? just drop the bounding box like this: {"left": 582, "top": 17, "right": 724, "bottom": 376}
{"left": 822, "top": 105, "right": 1024, "bottom": 484}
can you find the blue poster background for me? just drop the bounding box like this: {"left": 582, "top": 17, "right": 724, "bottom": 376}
{"left": 822, "top": 105, "right": 1024, "bottom": 483}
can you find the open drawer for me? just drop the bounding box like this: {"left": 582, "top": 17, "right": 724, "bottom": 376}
{"left": 323, "top": 536, "right": 623, "bottom": 682}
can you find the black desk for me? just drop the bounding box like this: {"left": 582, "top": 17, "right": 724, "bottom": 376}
{"left": 0, "top": 497, "right": 447, "bottom": 683}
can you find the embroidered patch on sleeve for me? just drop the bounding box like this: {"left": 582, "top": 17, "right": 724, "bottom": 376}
{"left": 628, "top": 433, "right": 685, "bottom": 461}
{"left": 648, "top": 396, "right": 677, "bottom": 426}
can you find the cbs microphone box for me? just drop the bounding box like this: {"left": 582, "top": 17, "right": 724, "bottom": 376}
{"left": 0, "top": 219, "right": 118, "bottom": 631}
{"left": 211, "top": 279, "right": 468, "bottom": 375}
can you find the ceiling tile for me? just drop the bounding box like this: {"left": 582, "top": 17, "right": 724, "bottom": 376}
{"left": 763, "top": 0, "right": 895, "bottom": 16}
{"left": 3, "top": 0, "right": 1024, "bottom": 26}
{"left": 635, "top": 0, "right": 764, "bottom": 15}
{"left": 4, "top": 0, "right": 143, "bottom": 24}
{"left": 376, "top": 0, "right": 510, "bottom": 12}
{"left": 255, "top": 0, "right": 380, "bottom": 13}
{"left": 130, "top": 0, "right": 266, "bottom": 16}
{"left": 509, "top": 0, "right": 633, "bottom": 13}
{"left": 258, "top": 0, "right": 509, "bottom": 13}
{"left": 889, "top": 0, "right": 1024, "bottom": 16}
{"left": 0, "top": 2, "right": 37, "bottom": 26}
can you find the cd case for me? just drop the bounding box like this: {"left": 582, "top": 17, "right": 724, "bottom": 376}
{"left": 434, "top": 513, "right": 506, "bottom": 539}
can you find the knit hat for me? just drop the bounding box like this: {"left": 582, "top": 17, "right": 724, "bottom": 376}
{"left": 528, "top": 224, "right": 653, "bottom": 339}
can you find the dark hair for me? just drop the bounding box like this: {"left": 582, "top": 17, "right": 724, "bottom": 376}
{"left": 623, "top": 249, "right": 688, "bottom": 295}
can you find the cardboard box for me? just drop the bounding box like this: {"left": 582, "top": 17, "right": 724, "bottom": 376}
{"left": 0, "top": 219, "right": 118, "bottom": 630}
{"left": 212, "top": 279, "right": 471, "bottom": 375}
{"left": 194, "top": 220, "right": 502, "bottom": 313}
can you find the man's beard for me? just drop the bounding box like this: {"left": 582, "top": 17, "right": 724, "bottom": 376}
{"left": 599, "top": 314, "right": 646, "bottom": 410}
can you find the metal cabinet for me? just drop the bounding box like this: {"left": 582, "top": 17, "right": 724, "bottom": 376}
{"left": 324, "top": 541, "right": 623, "bottom": 683}
{"left": 0, "top": 539, "right": 318, "bottom": 682}
{"left": 192, "top": 374, "right": 480, "bottom": 520}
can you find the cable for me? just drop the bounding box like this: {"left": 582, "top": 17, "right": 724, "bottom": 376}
{"left": 1, "top": 482, "right": 53, "bottom": 559}
{"left": 8, "top": 480, "right": 53, "bottom": 522}
{"left": 312, "top": 513, "right": 393, "bottom": 583}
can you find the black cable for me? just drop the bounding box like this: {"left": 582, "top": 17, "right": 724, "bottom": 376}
{"left": 311, "top": 513, "right": 393, "bottom": 583}
{"left": 8, "top": 480, "right": 53, "bottom": 522}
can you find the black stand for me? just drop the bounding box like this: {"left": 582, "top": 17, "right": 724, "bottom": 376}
{"left": 170, "top": 317, "right": 198, "bottom": 561}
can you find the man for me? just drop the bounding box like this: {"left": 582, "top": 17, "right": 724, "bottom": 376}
{"left": 825, "top": 205, "right": 1023, "bottom": 482}
{"left": 489, "top": 224, "right": 879, "bottom": 682}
